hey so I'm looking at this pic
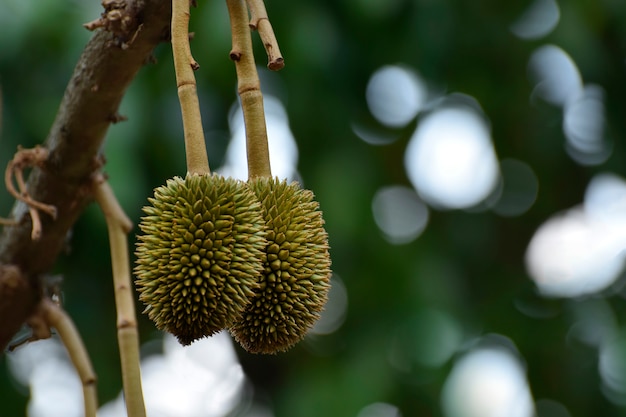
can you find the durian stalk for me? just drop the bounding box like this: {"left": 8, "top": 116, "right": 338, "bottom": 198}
{"left": 40, "top": 299, "right": 97, "bottom": 417}
{"left": 245, "top": 0, "right": 284, "bottom": 70}
{"left": 172, "top": 0, "right": 210, "bottom": 175}
{"left": 227, "top": 0, "right": 272, "bottom": 179}
{"left": 94, "top": 178, "right": 146, "bottom": 417}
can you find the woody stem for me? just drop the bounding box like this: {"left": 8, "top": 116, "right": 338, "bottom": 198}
{"left": 172, "top": 0, "right": 210, "bottom": 175}
{"left": 227, "top": 0, "right": 272, "bottom": 179}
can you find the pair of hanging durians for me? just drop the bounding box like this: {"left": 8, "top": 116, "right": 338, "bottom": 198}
{"left": 133, "top": 0, "right": 331, "bottom": 354}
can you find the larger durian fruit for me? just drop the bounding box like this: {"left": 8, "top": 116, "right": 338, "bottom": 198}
{"left": 135, "top": 173, "right": 266, "bottom": 345}
{"left": 229, "top": 177, "right": 331, "bottom": 354}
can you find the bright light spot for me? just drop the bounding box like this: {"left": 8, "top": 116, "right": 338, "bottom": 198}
{"left": 404, "top": 106, "right": 499, "bottom": 209}
{"left": 584, "top": 173, "right": 626, "bottom": 224}
{"left": 371, "top": 185, "right": 429, "bottom": 244}
{"left": 528, "top": 47, "right": 610, "bottom": 166}
{"left": 357, "top": 402, "right": 402, "bottom": 417}
{"left": 310, "top": 274, "right": 348, "bottom": 335}
{"left": 7, "top": 338, "right": 84, "bottom": 417}
{"left": 366, "top": 65, "right": 427, "bottom": 128}
{"left": 526, "top": 173, "right": 626, "bottom": 297}
{"left": 525, "top": 208, "right": 624, "bottom": 297}
{"left": 218, "top": 95, "right": 298, "bottom": 180}
{"left": 28, "top": 362, "right": 83, "bottom": 417}
{"left": 599, "top": 329, "right": 626, "bottom": 405}
{"left": 564, "top": 85, "right": 611, "bottom": 166}
{"left": 7, "top": 338, "right": 64, "bottom": 386}
{"left": 492, "top": 158, "right": 539, "bottom": 217}
{"left": 529, "top": 45, "right": 582, "bottom": 107}
{"left": 510, "top": 0, "right": 560, "bottom": 40}
{"left": 99, "top": 332, "right": 246, "bottom": 417}
{"left": 442, "top": 347, "right": 534, "bottom": 417}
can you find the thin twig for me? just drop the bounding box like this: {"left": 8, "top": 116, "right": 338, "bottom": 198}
{"left": 12, "top": 166, "right": 45, "bottom": 241}
{"left": 40, "top": 299, "right": 98, "bottom": 417}
{"left": 172, "top": 0, "right": 210, "bottom": 175}
{"left": 93, "top": 175, "right": 146, "bottom": 417}
{"left": 4, "top": 146, "right": 57, "bottom": 240}
{"left": 4, "top": 147, "right": 56, "bottom": 217}
{"left": 227, "top": 0, "right": 272, "bottom": 179}
{"left": 245, "top": 0, "right": 284, "bottom": 70}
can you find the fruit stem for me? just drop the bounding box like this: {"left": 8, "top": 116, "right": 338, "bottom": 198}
{"left": 40, "top": 299, "right": 98, "bottom": 417}
{"left": 94, "top": 175, "right": 146, "bottom": 417}
{"left": 172, "top": 0, "right": 210, "bottom": 175}
{"left": 246, "top": 0, "right": 284, "bottom": 71}
{"left": 227, "top": 0, "right": 272, "bottom": 179}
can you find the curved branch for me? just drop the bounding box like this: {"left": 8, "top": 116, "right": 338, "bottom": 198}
{"left": 40, "top": 299, "right": 98, "bottom": 417}
{"left": 0, "top": 0, "right": 172, "bottom": 352}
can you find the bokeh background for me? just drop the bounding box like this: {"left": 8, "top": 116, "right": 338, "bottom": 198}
{"left": 1, "top": 0, "right": 626, "bottom": 416}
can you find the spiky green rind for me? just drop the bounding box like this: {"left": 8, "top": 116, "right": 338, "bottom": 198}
{"left": 230, "top": 177, "right": 331, "bottom": 354}
{"left": 134, "top": 173, "right": 267, "bottom": 345}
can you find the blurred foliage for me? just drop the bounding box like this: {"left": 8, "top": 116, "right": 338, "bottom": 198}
{"left": 1, "top": 0, "right": 626, "bottom": 416}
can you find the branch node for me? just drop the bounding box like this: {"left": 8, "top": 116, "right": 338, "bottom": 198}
{"left": 84, "top": 1, "right": 142, "bottom": 50}
{"left": 109, "top": 112, "right": 128, "bottom": 123}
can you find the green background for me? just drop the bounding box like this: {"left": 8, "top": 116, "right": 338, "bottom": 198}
{"left": 1, "top": 0, "right": 626, "bottom": 416}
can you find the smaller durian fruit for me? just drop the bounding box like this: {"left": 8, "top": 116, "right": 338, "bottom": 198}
{"left": 229, "top": 177, "right": 331, "bottom": 354}
{"left": 135, "top": 173, "right": 266, "bottom": 345}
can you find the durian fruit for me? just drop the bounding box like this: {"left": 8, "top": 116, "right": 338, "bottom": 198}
{"left": 135, "top": 173, "right": 267, "bottom": 345}
{"left": 229, "top": 177, "right": 331, "bottom": 354}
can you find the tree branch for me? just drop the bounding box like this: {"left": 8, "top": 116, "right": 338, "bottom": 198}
{"left": 0, "top": 0, "right": 172, "bottom": 352}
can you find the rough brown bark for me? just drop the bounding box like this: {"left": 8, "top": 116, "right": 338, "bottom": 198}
{"left": 0, "top": 0, "right": 172, "bottom": 352}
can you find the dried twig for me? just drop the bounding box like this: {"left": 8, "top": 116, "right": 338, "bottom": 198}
{"left": 4, "top": 146, "right": 57, "bottom": 240}
{"left": 245, "top": 0, "right": 284, "bottom": 70}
